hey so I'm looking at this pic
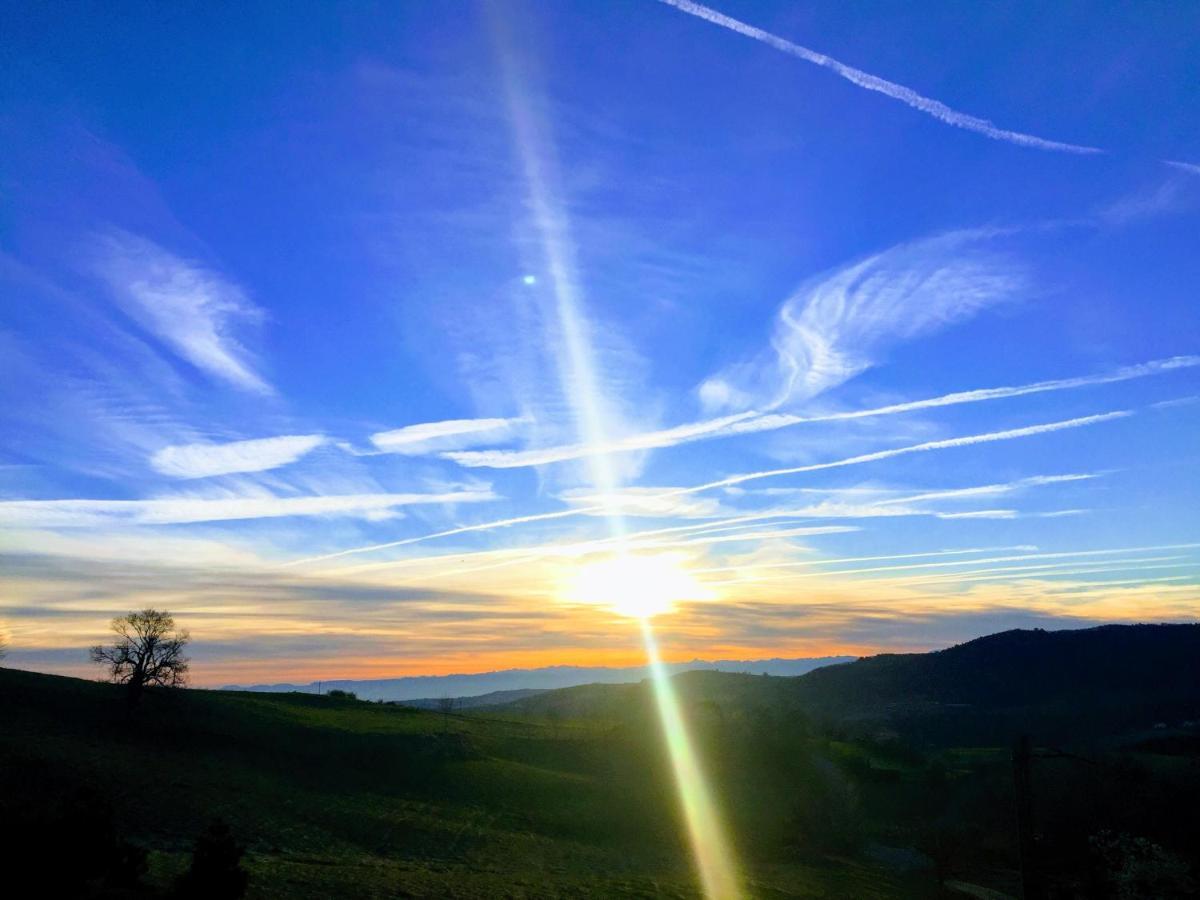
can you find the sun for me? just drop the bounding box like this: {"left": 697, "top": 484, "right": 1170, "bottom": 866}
{"left": 562, "top": 552, "right": 713, "bottom": 619}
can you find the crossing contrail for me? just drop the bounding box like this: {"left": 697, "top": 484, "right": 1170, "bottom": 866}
{"left": 655, "top": 0, "right": 1101, "bottom": 155}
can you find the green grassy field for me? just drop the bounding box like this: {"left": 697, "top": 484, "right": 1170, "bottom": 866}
{"left": 0, "top": 667, "right": 928, "bottom": 898}
{"left": 8, "top": 626, "right": 1200, "bottom": 897}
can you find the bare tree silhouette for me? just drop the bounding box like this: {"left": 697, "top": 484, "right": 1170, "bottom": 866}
{"left": 90, "top": 609, "right": 189, "bottom": 706}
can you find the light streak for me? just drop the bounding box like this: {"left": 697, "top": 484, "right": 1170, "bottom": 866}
{"left": 488, "top": 6, "right": 741, "bottom": 894}
{"left": 641, "top": 619, "right": 741, "bottom": 899}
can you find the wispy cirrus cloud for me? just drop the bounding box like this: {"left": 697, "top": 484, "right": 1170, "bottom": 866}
{"left": 932, "top": 508, "right": 1086, "bottom": 520}
{"left": 710, "top": 543, "right": 1200, "bottom": 583}
{"left": 444, "top": 411, "right": 755, "bottom": 468}
{"left": 151, "top": 434, "right": 326, "bottom": 478}
{"left": 681, "top": 411, "right": 1128, "bottom": 496}
{"left": 874, "top": 473, "right": 1097, "bottom": 507}
{"left": 656, "top": 0, "right": 1101, "bottom": 155}
{"left": 326, "top": 471, "right": 1093, "bottom": 580}
{"left": 91, "top": 230, "right": 272, "bottom": 394}
{"left": 558, "top": 486, "right": 725, "bottom": 519}
{"left": 699, "top": 230, "right": 1025, "bottom": 413}
{"left": 368, "top": 417, "right": 525, "bottom": 456}
{"left": 292, "top": 409, "right": 1128, "bottom": 567}
{"left": 0, "top": 488, "right": 498, "bottom": 528}
{"left": 443, "top": 356, "right": 1196, "bottom": 470}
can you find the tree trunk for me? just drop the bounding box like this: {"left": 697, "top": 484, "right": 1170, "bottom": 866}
{"left": 126, "top": 672, "right": 146, "bottom": 709}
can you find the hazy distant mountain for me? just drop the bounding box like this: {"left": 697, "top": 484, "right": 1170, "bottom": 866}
{"left": 222, "top": 655, "right": 854, "bottom": 701}
{"left": 398, "top": 689, "right": 547, "bottom": 710}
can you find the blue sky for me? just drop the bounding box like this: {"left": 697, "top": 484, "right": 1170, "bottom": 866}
{"left": 1, "top": 0, "right": 1197, "bottom": 684}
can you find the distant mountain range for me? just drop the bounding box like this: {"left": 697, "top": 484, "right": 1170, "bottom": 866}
{"left": 222, "top": 655, "right": 855, "bottom": 701}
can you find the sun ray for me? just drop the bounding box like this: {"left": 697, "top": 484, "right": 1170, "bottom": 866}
{"left": 487, "top": 7, "right": 743, "bottom": 893}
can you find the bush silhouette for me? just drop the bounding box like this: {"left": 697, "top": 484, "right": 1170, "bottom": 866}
{"left": 174, "top": 820, "right": 248, "bottom": 900}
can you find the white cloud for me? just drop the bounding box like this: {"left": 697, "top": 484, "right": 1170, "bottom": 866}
{"left": 558, "top": 487, "right": 725, "bottom": 519}
{"left": 877, "top": 473, "right": 1097, "bottom": 506}
{"left": 698, "top": 544, "right": 1040, "bottom": 576}
{"left": 444, "top": 411, "right": 755, "bottom": 468}
{"left": 1097, "top": 179, "right": 1188, "bottom": 225}
{"left": 657, "top": 0, "right": 1101, "bottom": 154}
{"left": 292, "top": 411, "right": 1128, "bottom": 567}
{"left": 1151, "top": 395, "right": 1200, "bottom": 410}
{"left": 92, "top": 230, "right": 272, "bottom": 394}
{"left": 678, "top": 524, "right": 858, "bottom": 547}
{"left": 680, "top": 411, "right": 1130, "bottom": 495}
{"left": 700, "top": 230, "right": 1025, "bottom": 413}
{"left": 0, "top": 489, "right": 499, "bottom": 528}
{"left": 718, "top": 543, "right": 1200, "bottom": 582}
{"left": 369, "top": 417, "right": 524, "bottom": 455}
{"left": 0, "top": 528, "right": 267, "bottom": 567}
{"left": 935, "top": 509, "right": 1018, "bottom": 520}
{"left": 444, "top": 355, "right": 1195, "bottom": 470}
{"left": 151, "top": 434, "right": 326, "bottom": 478}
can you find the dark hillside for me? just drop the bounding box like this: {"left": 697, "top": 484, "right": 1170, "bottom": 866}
{"left": 499, "top": 624, "right": 1200, "bottom": 748}
{"left": 3, "top": 625, "right": 1198, "bottom": 897}
{"left": 0, "top": 666, "right": 920, "bottom": 898}
{"left": 789, "top": 624, "right": 1200, "bottom": 745}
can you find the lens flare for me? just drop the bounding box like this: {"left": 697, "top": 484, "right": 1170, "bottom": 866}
{"left": 563, "top": 552, "right": 713, "bottom": 619}
{"left": 490, "top": 10, "right": 742, "bottom": 895}
{"left": 641, "top": 620, "right": 742, "bottom": 898}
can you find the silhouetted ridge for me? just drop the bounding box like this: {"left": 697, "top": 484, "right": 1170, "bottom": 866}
{"left": 783, "top": 623, "right": 1200, "bottom": 744}
{"left": 796, "top": 624, "right": 1199, "bottom": 707}
{"left": 497, "top": 623, "right": 1200, "bottom": 747}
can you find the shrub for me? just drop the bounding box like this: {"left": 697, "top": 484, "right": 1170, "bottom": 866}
{"left": 174, "top": 820, "right": 248, "bottom": 900}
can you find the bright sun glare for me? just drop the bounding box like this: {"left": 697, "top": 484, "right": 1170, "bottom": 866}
{"left": 563, "top": 553, "right": 712, "bottom": 619}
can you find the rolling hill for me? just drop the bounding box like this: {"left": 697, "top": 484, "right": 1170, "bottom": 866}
{"left": 500, "top": 624, "right": 1200, "bottom": 746}
{"left": 223, "top": 655, "right": 854, "bottom": 702}
{"left": 3, "top": 623, "right": 1198, "bottom": 897}
{"left": 0, "top": 665, "right": 920, "bottom": 899}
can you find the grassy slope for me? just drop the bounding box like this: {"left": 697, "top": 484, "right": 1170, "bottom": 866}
{"left": 0, "top": 667, "right": 920, "bottom": 899}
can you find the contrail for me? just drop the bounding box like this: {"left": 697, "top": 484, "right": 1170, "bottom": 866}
{"left": 330, "top": 470, "right": 1087, "bottom": 579}
{"left": 446, "top": 355, "right": 1197, "bottom": 469}
{"left": 287, "top": 410, "right": 1126, "bottom": 567}
{"left": 881, "top": 557, "right": 1193, "bottom": 587}
{"left": 695, "top": 545, "right": 1041, "bottom": 575}
{"left": 658, "top": 411, "right": 1130, "bottom": 496}
{"left": 410, "top": 525, "right": 858, "bottom": 584}
{"left": 281, "top": 506, "right": 591, "bottom": 567}
{"left": 707, "top": 543, "right": 1200, "bottom": 583}
{"left": 655, "top": 0, "right": 1101, "bottom": 155}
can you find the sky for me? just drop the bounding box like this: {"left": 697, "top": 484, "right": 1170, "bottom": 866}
{"left": 1, "top": 0, "right": 1197, "bottom": 686}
